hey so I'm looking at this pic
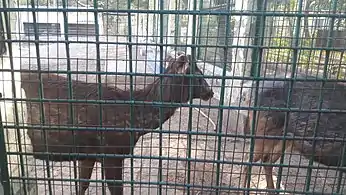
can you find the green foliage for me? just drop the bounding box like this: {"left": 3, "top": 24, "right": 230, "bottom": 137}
{"left": 312, "top": 0, "right": 346, "bottom": 11}
{"left": 265, "top": 0, "right": 346, "bottom": 79}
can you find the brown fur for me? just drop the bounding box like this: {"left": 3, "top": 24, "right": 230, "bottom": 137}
{"left": 21, "top": 53, "right": 214, "bottom": 195}
{"left": 240, "top": 75, "right": 346, "bottom": 194}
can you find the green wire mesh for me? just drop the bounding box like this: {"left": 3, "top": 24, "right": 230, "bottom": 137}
{"left": 0, "top": 0, "right": 346, "bottom": 194}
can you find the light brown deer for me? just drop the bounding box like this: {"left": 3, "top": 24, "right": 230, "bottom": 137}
{"left": 21, "top": 53, "right": 214, "bottom": 195}
{"left": 240, "top": 75, "right": 346, "bottom": 195}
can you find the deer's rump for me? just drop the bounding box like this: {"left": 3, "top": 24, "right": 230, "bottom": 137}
{"left": 27, "top": 127, "right": 99, "bottom": 161}
{"left": 21, "top": 72, "right": 134, "bottom": 161}
{"left": 24, "top": 100, "right": 124, "bottom": 161}
{"left": 24, "top": 101, "right": 135, "bottom": 162}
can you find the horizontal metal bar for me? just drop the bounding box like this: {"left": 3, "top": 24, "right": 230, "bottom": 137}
{"left": 8, "top": 97, "right": 346, "bottom": 113}
{"left": 5, "top": 39, "right": 346, "bottom": 51}
{"left": 4, "top": 124, "right": 346, "bottom": 143}
{"left": 9, "top": 175, "right": 319, "bottom": 195}
{"left": 1, "top": 8, "right": 346, "bottom": 18}
{"left": 7, "top": 151, "right": 345, "bottom": 173}
{"left": 4, "top": 69, "right": 346, "bottom": 83}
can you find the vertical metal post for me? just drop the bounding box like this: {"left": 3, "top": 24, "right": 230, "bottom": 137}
{"left": 246, "top": 0, "right": 266, "bottom": 194}
{"left": 0, "top": 10, "right": 11, "bottom": 195}
{"left": 0, "top": 107, "right": 10, "bottom": 195}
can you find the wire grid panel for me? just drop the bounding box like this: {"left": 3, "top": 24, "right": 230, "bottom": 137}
{"left": 0, "top": 0, "right": 345, "bottom": 195}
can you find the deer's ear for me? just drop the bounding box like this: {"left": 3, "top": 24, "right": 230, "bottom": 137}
{"left": 176, "top": 54, "right": 190, "bottom": 74}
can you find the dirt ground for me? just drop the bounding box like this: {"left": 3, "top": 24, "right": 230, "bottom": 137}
{"left": 18, "top": 75, "right": 345, "bottom": 195}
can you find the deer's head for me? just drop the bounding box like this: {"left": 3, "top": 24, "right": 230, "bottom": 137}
{"left": 164, "top": 52, "right": 214, "bottom": 101}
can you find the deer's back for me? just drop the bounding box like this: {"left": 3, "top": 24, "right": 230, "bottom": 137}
{"left": 286, "top": 81, "right": 346, "bottom": 144}
{"left": 255, "top": 79, "right": 346, "bottom": 144}
{"left": 21, "top": 73, "right": 145, "bottom": 155}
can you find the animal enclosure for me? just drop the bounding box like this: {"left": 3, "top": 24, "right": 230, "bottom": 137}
{"left": 0, "top": 0, "right": 346, "bottom": 195}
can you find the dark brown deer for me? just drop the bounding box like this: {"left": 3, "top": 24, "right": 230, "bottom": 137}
{"left": 240, "top": 74, "right": 346, "bottom": 195}
{"left": 21, "top": 53, "right": 214, "bottom": 195}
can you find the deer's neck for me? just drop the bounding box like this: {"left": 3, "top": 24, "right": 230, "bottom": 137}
{"left": 132, "top": 75, "right": 187, "bottom": 135}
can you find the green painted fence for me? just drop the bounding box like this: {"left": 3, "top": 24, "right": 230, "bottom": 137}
{"left": 0, "top": 0, "right": 346, "bottom": 194}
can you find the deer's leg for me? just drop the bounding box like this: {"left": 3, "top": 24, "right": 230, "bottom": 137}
{"left": 78, "top": 159, "right": 96, "bottom": 195}
{"left": 263, "top": 140, "right": 293, "bottom": 195}
{"left": 262, "top": 145, "right": 279, "bottom": 194}
{"left": 240, "top": 142, "right": 263, "bottom": 195}
{"left": 263, "top": 159, "right": 276, "bottom": 195}
{"left": 104, "top": 158, "right": 124, "bottom": 195}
